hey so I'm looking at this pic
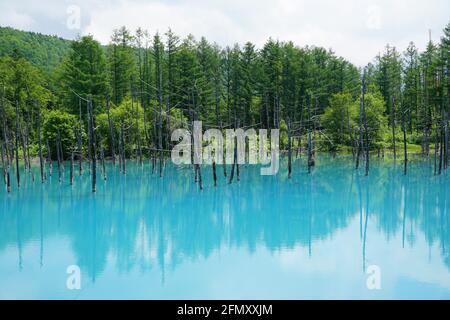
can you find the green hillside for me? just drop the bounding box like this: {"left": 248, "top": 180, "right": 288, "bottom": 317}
{"left": 0, "top": 26, "right": 71, "bottom": 73}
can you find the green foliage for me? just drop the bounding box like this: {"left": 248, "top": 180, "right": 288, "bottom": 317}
{"left": 359, "top": 93, "right": 388, "bottom": 148}
{"left": 0, "top": 55, "right": 51, "bottom": 105}
{"left": 109, "top": 26, "right": 136, "bottom": 105}
{"left": 322, "top": 93, "right": 357, "bottom": 150}
{"left": 58, "top": 36, "right": 110, "bottom": 115}
{"left": 1, "top": 20, "right": 450, "bottom": 160}
{"left": 169, "top": 107, "right": 189, "bottom": 129}
{"left": 374, "top": 45, "right": 402, "bottom": 118}
{"left": 0, "top": 55, "right": 51, "bottom": 148}
{"left": 97, "top": 97, "right": 146, "bottom": 155}
{"left": 321, "top": 92, "right": 387, "bottom": 151}
{"left": 42, "top": 109, "right": 77, "bottom": 159}
{"left": 0, "top": 27, "right": 71, "bottom": 74}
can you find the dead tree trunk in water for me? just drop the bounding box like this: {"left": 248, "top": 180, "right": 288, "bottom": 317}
{"left": 422, "top": 65, "right": 430, "bottom": 157}
{"left": 391, "top": 97, "right": 397, "bottom": 160}
{"left": 287, "top": 118, "right": 292, "bottom": 178}
{"left": 1, "top": 142, "right": 10, "bottom": 192}
{"left": 434, "top": 114, "right": 439, "bottom": 175}
{"left": 229, "top": 137, "right": 238, "bottom": 183}
{"left": 101, "top": 146, "right": 106, "bottom": 181}
{"left": 107, "top": 98, "right": 116, "bottom": 165}
{"left": 59, "top": 129, "right": 64, "bottom": 165}
{"left": 0, "top": 94, "right": 6, "bottom": 186}
{"left": 228, "top": 103, "right": 239, "bottom": 184}
{"left": 24, "top": 107, "right": 31, "bottom": 172}
{"left": 86, "top": 100, "right": 92, "bottom": 167}
{"left": 194, "top": 163, "right": 198, "bottom": 183}
{"left": 1, "top": 105, "right": 11, "bottom": 192}
{"left": 212, "top": 160, "right": 217, "bottom": 187}
{"left": 159, "top": 153, "right": 164, "bottom": 178}
{"left": 191, "top": 89, "right": 203, "bottom": 187}
{"left": 438, "top": 108, "right": 444, "bottom": 175}
{"left": 56, "top": 129, "right": 62, "bottom": 183}
{"left": 77, "top": 99, "right": 83, "bottom": 175}
{"left": 46, "top": 138, "right": 52, "bottom": 176}
{"left": 236, "top": 119, "right": 240, "bottom": 182}
{"left": 155, "top": 37, "right": 164, "bottom": 178}
{"left": 362, "top": 73, "right": 369, "bottom": 176}
{"left": 347, "top": 101, "right": 355, "bottom": 159}
{"left": 222, "top": 146, "right": 227, "bottom": 177}
{"left": 444, "top": 110, "right": 449, "bottom": 170}
{"left": 197, "top": 164, "right": 203, "bottom": 190}
{"left": 356, "top": 90, "right": 364, "bottom": 170}
{"left": 38, "top": 108, "right": 44, "bottom": 183}
{"left": 402, "top": 111, "right": 408, "bottom": 175}
{"left": 70, "top": 151, "right": 74, "bottom": 185}
{"left": 439, "top": 129, "right": 443, "bottom": 175}
{"left": 296, "top": 134, "right": 302, "bottom": 158}
{"left": 297, "top": 101, "right": 304, "bottom": 158}
{"left": 3, "top": 124, "right": 11, "bottom": 167}
{"left": 120, "top": 124, "right": 126, "bottom": 174}
{"left": 1, "top": 142, "right": 7, "bottom": 188}
{"left": 236, "top": 157, "right": 240, "bottom": 181}
{"left": 151, "top": 149, "right": 155, "bottom": 174}
{"left": 88, "top": 98, "right": 97, "bottom": 193}
{"left": 6, "top": 155, "right": 10, "bottom": 192}
{"left": 118, "top": 131, "right": 123, "bottom": 173}
{"left": 75, "top": 128, "right": 82, "bottom": 175}
{"left": 307, "top": 94, "right": 315, "bottom": 173}
{"left": 20, "top": 128, "right": 27, "bottom": 172}
{"left": 1, "top": 142, "right": 5, "bottom": 185}
{"left": 14, "top": 100, "right": 20, "bottom": 188}
{"left": 132, "top": 91, "right": 143, "bottom": 164}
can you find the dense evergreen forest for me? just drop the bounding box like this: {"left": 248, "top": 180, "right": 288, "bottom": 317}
{"left": 0, "top": 27, "right": 71, "bottom": 74}
{"left": 0, "top": 22, "right": 449, "bottom": 190}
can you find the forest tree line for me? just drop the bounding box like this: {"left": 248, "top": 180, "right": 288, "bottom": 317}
{"left": 0, "top": 23, "right": 449, "bottom": 174}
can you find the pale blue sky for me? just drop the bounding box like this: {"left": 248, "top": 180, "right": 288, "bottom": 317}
{"left": 0, "top": 0, "right": 449, "bottom": 65}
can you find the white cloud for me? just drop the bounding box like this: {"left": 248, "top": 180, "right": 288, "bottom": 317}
{"left": 0, "top": 0, "right": 449, "bottom": 66}
{"left": 366, "top": 5, "right": 382, "bottom": 30}
{"left": 0, "top": 9, "right": 34, "bottom": 30}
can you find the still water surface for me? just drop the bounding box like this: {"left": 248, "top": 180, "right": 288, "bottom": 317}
{"left": 0, "top": 156, "right": 449, "bottom": 299}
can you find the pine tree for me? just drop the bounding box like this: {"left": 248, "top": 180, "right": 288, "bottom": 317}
{"left": 60, "top": 35, "right": 110, "bottom": 114}
{"left": 110, "top": 27, "right": 135, "bottom": 105}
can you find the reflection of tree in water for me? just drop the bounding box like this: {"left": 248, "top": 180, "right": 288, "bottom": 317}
{"left": 0, "top": 156, "right": 449, "bottom": 281}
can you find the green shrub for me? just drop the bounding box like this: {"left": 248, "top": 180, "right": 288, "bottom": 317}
{"left": 42, "top": 109, "right": 77, "bottom": 159}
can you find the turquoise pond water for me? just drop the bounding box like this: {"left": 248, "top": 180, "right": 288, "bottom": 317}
{"left": 0, "top": 155, "right": 449, "bottom": 299}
